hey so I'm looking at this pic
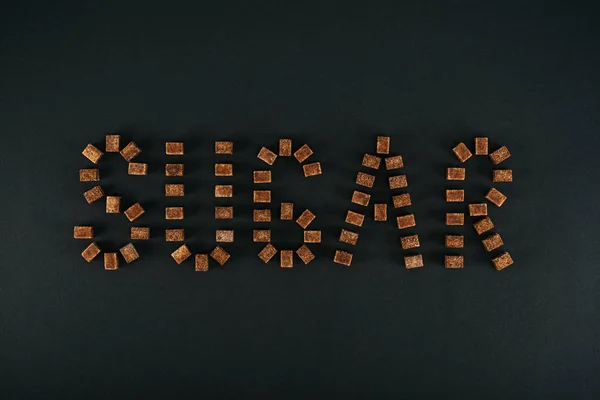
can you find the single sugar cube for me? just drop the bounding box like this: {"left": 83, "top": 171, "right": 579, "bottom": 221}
{"left": 215, "top": 206, "right": 233, "bottom": 219}
{"left": 215, "top": 141, "right": 233, "bottom": 154}
{"left": 400, "top": 234, "right": 420, "bottom": 250}
{"left": 446, "top": 189, "right": 464, "bottom": 202}
{"left": 482, "top": 233, "right": 504, "bottom": 252}
{"left": 279, "top": 139, "right": 292, "bottom": 156}
{"left": 171, "top": 244, "right": 191, "bottom": 264}
{"left": 452, "top": 142, "right": 473, "bottom": 162}
{"left": 79, "top": 169, "right": 99, "bottom": 181}
{"left": 165, "top": 229, "right": 184, "bottom": 242}
{"left": 128, "top": 163, "right": 148, "bottom": 175}
{"left": 280, "top": 202, "right": 294, "bottom": 220}
{"left": 293, "top": 144, "right": 313, "bottom": 163}
{"left": 362, "top": 154, "right": 381, "bottom": 169}
{"left": 215, "top": 185, "right": 233, "bottom": 198}
{"left": 447, "top": 167, "right": 465, "bottom": 180}
{"left": 257, "top": 147, "right": 278, "bottom": 165}
{"left": 165, "top": 142, "right": 184, "bottom": 155}
{"left": 404, "top": 254, "right": 423, "bottom": 269}
{"left": 473, "top": 217, "right": 494, "bottom": 235}
{"left": 104, "top": 252, "right": 119, "bottom": 270}
{"left": 253, "top": 209, "right": 271, "bottom": 222}
{"left": 303, "top": 230, "right": 321, "bottom": 243}
{"left": 446, "top": 213, "right": 464, "bottom": 226}
{"left": 253, "top": 170, "right": 271, "bottom": 183}
{"left": 445, "top": 234, "right": 464, "bottom": 248}
{"left": 216, "top": 230, "right": 234, "bottom": 243}
{"left": 469, "top": 203, "right": 488, "bottom": 216}
{"left": 165, "top": 164, "right": 183, "bottom": 176}
{"left": 493, "top": 169, "right": 513, "bottom": 182}
{"left": 303, "top": 162, "right": 322, "bottom": 177}
{"left": 445, "top": 255, "right": 464, "bottom": 269}
{"left": 253, "top": 229, "right": 271, "bottom": 242}
{"left": 489, "top": 146, "right": 511, "bottom": 165}
{"left": 389, "top": 175, "right": 408, "bottom": 189}
{"left": 165, "top": 184, "right": 184, "bottom": 197}
{"left": 165, "top": 207, "right": 184, "bottom": 220}
{"left": 124, "top": 203, "right": 144, "bottom": 221}
{"left": 376, "top": 136, "right": 390, "bottom": 154}
{"left": 106, "top": 196, "right": 121, "bottom": 213}
{"left": 485, "top": 188, "right": 507, "bottom": 207}
{"left": 296, "top": 209, "right": 316, "bottom": 229}
{"left": 339, "top": 229, "right": 359, "bottom": 245}
{"left": 215, "top": 163, "right": 233, "bottom": 176}
{"left": 396, "top": 214, "right": 416, "bottom": 229}
{"left": 82, "top": 242, "right": 101, "bottom": 262}
{"left": 351, "top": 191, "right": 371, "bottom": 206}
{"left": 345, "top": 210, "right": 365, "bottom": 227}
{"left": 105, "top": 135, "right": 120, "bottom": 152}
{"left": 392, "top": 193, "right": 411, "bottom": 208}
{"left": 280, "top": 250, "right": 294, "bottom": 268}
{"left": 356, "top": 172, "right": 375, "bottom": 188}
{"left": 210, "top": 246, "right": 230, "bottom": 265}
{"left": 83, "top": 186, "right": 104, "bottom": 204}
{"left": 296, "top": 245, "right": 315, "bottom": 264}
{"left": 334, "top": 250, "right": 353, "bottom": 266}
{"left": 475, "top": 137, "right": 488, "bottom": 155}
{"left": 131, "top": 227, "right": 150, "bottom": 240}
{"left": 119, "top": 243, "right": 139, "bottom": 264}
{"left": 492, "top": 251, "right": 514, "bottom": 270}
{"left": 385, "top": 155, "right": 403, "bottom": 170}
{"left": 120, "top": 142, "right": 141, "bottom": 162}
{"left": 82, "top": 144, "right": 103, "bottom": 164}
{"left": 195, "top": 254, "right": 209, "bottom": 272}
{"left": 253, "top": 190, "right": 271, "bottom": 203}
{"left": 258, "top": 244, "right": 277, "bottom": 263}
{"left": 374, "top": 203, "right": 387, "bottom": 221}
{"left": 74, "top": 226, "right": 94, "bottom": 239}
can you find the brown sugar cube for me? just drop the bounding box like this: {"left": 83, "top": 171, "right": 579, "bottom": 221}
{"left": 165, "top": 184, "right": 184, "bottom": 197}
{"left": 374, "top": 203, "right": 387, "bottom": 221}
{"left": 475, "top": 137, "right": 488, "bottom": 155}
{"left": 400, "top": 234, "right": 420, "bottom": 250}
{"left": 473, "top": 216, "right": 494, "bottom": 235}
{"left": 447, "top": 167, "right": 466, "bottom": 180}
{"left": 404, "top": 254, "right": 423, "bottom": 269}
{"left": 210, "top": 246, "right": 230, "bottom": 266}
{"left": 195, "top": 254, "right": 209, "bottom": 272}
{"left": 105, "top": 135, "right": 120, "bottom": 152}
{"left": 82, "top": 144, "right": 103, "bottom": 164}
{"left": 492, "top": 251, "right": 514, "bottom": 271}
{"left": 216, "top": 230, "right": 234, "bottom": 243}
{"left": 397, "top": 214, "right": 416, "bottom": 229}
{"left": 81, "top": 242, "right": 101, "bottom": 262}
{"left": 303, "top": 162, "right": 322, "bottom": 177}
{"left": 128, "top": 162, "right": 148, "bottom": 176}
{"left": 356, "top": 172, "right": 375, "bottom": 188}
{"left": 119, "top": 243, "right": 139, "bottom": 264}
{"left": 253, "top": 229, "right": 271, "bottom": 242}
{"left": 351, "top": 191, "right": 371, "bottom": 206}
{"left": 392, "top": 193, "right": 412, "bottom": 208}
{"left": 385, "top": 155, "right": 403, "bottom": 170}
{"left": 446, "top": 213, "right": 464, "bottom": 226}
{"left": 165, "top": 207, "right": 184, "bottom": 220}
{"left": 296, "top": 209, "right": 316, "bottom": 229}
{"left": 215, "top": 185, "right": 233, "bottom": 198}
{"left": 124, "top": 203, "right": 144, "bottom": 221}
{"left": 489, "top": 146, "right": 511, "bottom": 165}
{"left": 165, "top": 142, "right": 184, "bottom": 155}
{"left": 120, "top": 142, "right": 141, "bottom": 162}
{"left": 253, "top": 170, "right": 271, "bottom": 183}
{"left": 253, "top": 209, "right": 271, "bottom": 222}
{"left": 257, "top": 147, "right": 278, "bottom": 165}
{"left": 376, "top": 136, "right": 390, "bottom": 154}
{"left": 280, "top": 250, "right": 294, "bottom": 268}
{"left": 279, "top": 139, "right": 292, "bottom": 156}
{"left": 253, "top": 190, "right": 271, "bottom": 203}
{"left": 165, "top": 228, "right": 184, "bottom": 242}
{"left": 281, "top": 202, "right": 294, "bottom": 220}
{"left": 345, "top": 210, "right": 365, "bottom": 227}
{"left": 339, "top": 229, "right": 359, "bottom": 245}
{"left": 469, "top": 203, "right": 488, "bottom": 216}
{"left": 452, "top": 142, "right": 473, "bottom": 163}
{"left": 258, "top": 243, "right": 278, "bottom": 263}
{"left": 445, "top": 235, "right": 464, "bottom": 248}
{"left": 131, "top": 227, "right": 150, "bottom": 240}
{"left": 362, "top": 154, "right": 381, "bottom": 169}
{"left": 106, "top": 196, "right": 121, "bottom": 213}
{"left": 215, "top": 206, "right": 234, "bottom": 219}
{"left": 485, "top": 188, "right": 507, "bottom": 207}
{"left": 446, "top": 189, "right": 465, "bottom": 202}
{"left": 304, "top": 230, "right": 321, "bottom": 243}
{"left": 389, "top": 175, "right": 408, "bottom": 189}
{"left": 215, "top": 141, "right": 233, "bottom": 154}
{"left": 445, "top": 255, "right": 464, "bottom": 269}
{"left": 79, "top": 169, "right": 99, "bottom": 182}
{"left": 165, "top": 163, "right": 184, "bottom": 176}
{"left": 83, "top": 186, "right": 104, "bottom": 204}
{"left": 493, "top": 169, "right": 513, "bottom": 182}
{"left": 334, "top": 250, "right": 353, "bottom": 266}
{"left": 296, "top": 245, "right": 315, "bottom": 264}
{"left": 293, "top": 144, "right": 313, "bottom": 163}
{"left": 171, "top": 244, "right": 191, "bottom": 265}
{"left": 482, "top": 233, "right": 504, "bottom": 252}
{"left": 74, "top": 226, "right": 94, "bottom": 239}
{"left": 104, "top": 253, "right": 119, "bottom": 270}
{"left": 215, "top": 163, "right": 233, "bottom": 176}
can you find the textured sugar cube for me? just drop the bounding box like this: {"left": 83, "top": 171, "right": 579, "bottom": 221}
{"left": 396, "top": 214, "right": 416, "bottom": 229}
{"left": 165, "top": 164, "right": 184, "bottom": 176}
{"left": 165, "top": 184, "right": 184, "bottom": 197}
{"left": 215, "top": 206, "right": 233, "bottom": 219}
{"left": 293, "top": 144, "right": 313, "bottom": 163}
{"left": 493, "top": 169, "right": 513, "bottom": 182}
{"left": 339, "top": 229, "right": 359, "bottom": 245}
{"left": 280, "top": 250, "right": 294, "bottom": 268}
{"left": 215, "top": 185, "right": 233, "bottom": 198}
{"left": 131, "top": 227, "right": 150, "bottom": 240}
{"left": 279, "top": 139, "right": 292, "bottom": 156}
{"left": 215, "top": 163, "right": 233, "bottom": 176}
{"left": 216, "top": 230, "right": 234, "bottom": 243}
{"left": 385, "top": 155, "right": 403, "bottom": 170}
{"left": 473, "top": 217, "right": 494, "bottom": 235}
{"left": 334, "top": 250, "right": 353, "bottom": 266}
{"left": 356, "top": 172, "right": 375, "bottom": 188}
{"left": 253, "top": 190, "right": 271, "bottom": 203}
{"left": 258, "top": 243, "right": 277, "bottom": 263}
{"left": 257, "top": 147, "right": 278, "bottom": 165}
{"left": 81, "top": 242, "right": 101, "bottom": 262}
{"left": 165, "top": 206, "right": 184, "bottom": 220}
{"left": 400, "top": 234, "right": 420, "bottom": 250}
{"left": 74, "top": 226, "right": 94, "bottom": 239}
{"left": 345, "top": 210, "right": 365, "bottom": 227}
{"left": 253, "top": 170, "right": 271, "bottom": 183}
{"left": 165, "top": 142, "right": 184, "bottom": 155}
{"left": 79, "top": 169, "right": 99, "bottom": 182}
{"left": 296, "top": 209, "right": 316, "bottom": 229}
{"left": 124, "top": 203, "right": 144, "bottom": 221}
{"left": 104, "top": 252, "right": 119, "bottom": 270}
{"left": 281, "top": 202, "right": 294, "bottom": 220}
{"left": 119, "top": 243, "right": 139, "bottom": 264}
{"left": 83, "top": 186, "right": 104, "bottom": 204}
{"left": 165, "top": 228, "right": 184, "bottom": 242}
{"left": 106, "top": 196, "right": 121, "bottom": 213}
{"left": 445, "top": 235, "right": 464, "bottom": 248}
{"left": 171, "top": 244, "right": 191, "bottom": 264}
{"left": 215, "top": 141, "right": 233, "bottom": 154}
{"left": 296, "top": 245, "right": 315, "bottom": 264}
{"left": 374, "top": 203, "right": 387, "bottom": 221}
{"left": 303, "top": 162, "right": 322, "bottom": 177}
{"left": 253, "top": 229, "right": 271, "bottom": 242}
{"left": 447, "top": 167, "right": 466, "bottom": 180}
{"left": 128, "top": 162, "right": 147, "bottom": 175}
{"left": 446, "top": 189, "right": 464, "bottom": 202}
{"left": 303, "top": 230, "right": 321, "bottom": 243}
{"left": 105, "top": 135, "right": 120, "bottom": 152}
{"left": 446, "top": 213, "right": 464, "bottom": 226}
{"left": 452, "top": 142, "right": 473, "bottom": 163}
{"left": 351, "top": 191, "right": 371, "bottom": 206}
{"left": 469, "top": 203, "right": 488, "bottom": 216}
{"left": 195, "top": 254, "right": 209, "bottom": 272}
{"left": 376, "top": 136, "right": 390, "bottom": 154}
{"left": 475, "top": 137, "right": 488, "bottom": 155}
{"left": 485, "top": 188, "right": 507, "bottom": 207}
{"left": 404, "top": 254, "right": 423, "bottom": 269}
{"left": 389, "top": 175, "right": 408, "bottom": 189}
{"left": 489, "top": 146, "right": 511, "bottom": 165}
{"left": 210, "top": 246, "right": 230, "bottom": 265}
{"left": 253, "top": 209, "right": 271, "bottom": 222}
{"left": 482, "top": 233, "right": 504, "bottom": 252}
{"left": 82, "top": 144, "right": 103, "bottom": 164}
{"left": 362, "top": 154, "right": 381, "bottom": 169}
{"left": 492, "top": 251, "right": 514, "bottom": 270}
{"left": 392, "top": 193, "right": 411, "bottom": 208}
{"left": 120, "top": 142, "right": 141, "bottom": 162}
{"left": 445, "top": 255, "right": 464, "bottom": 269}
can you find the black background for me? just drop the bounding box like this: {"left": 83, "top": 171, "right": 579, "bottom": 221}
{"left": 1, "top": 1, "right": 598, "bottom": 398}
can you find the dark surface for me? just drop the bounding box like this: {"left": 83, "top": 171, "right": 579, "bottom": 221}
{"left": 1, "top": 1, "right": 598, "bottom": 398}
